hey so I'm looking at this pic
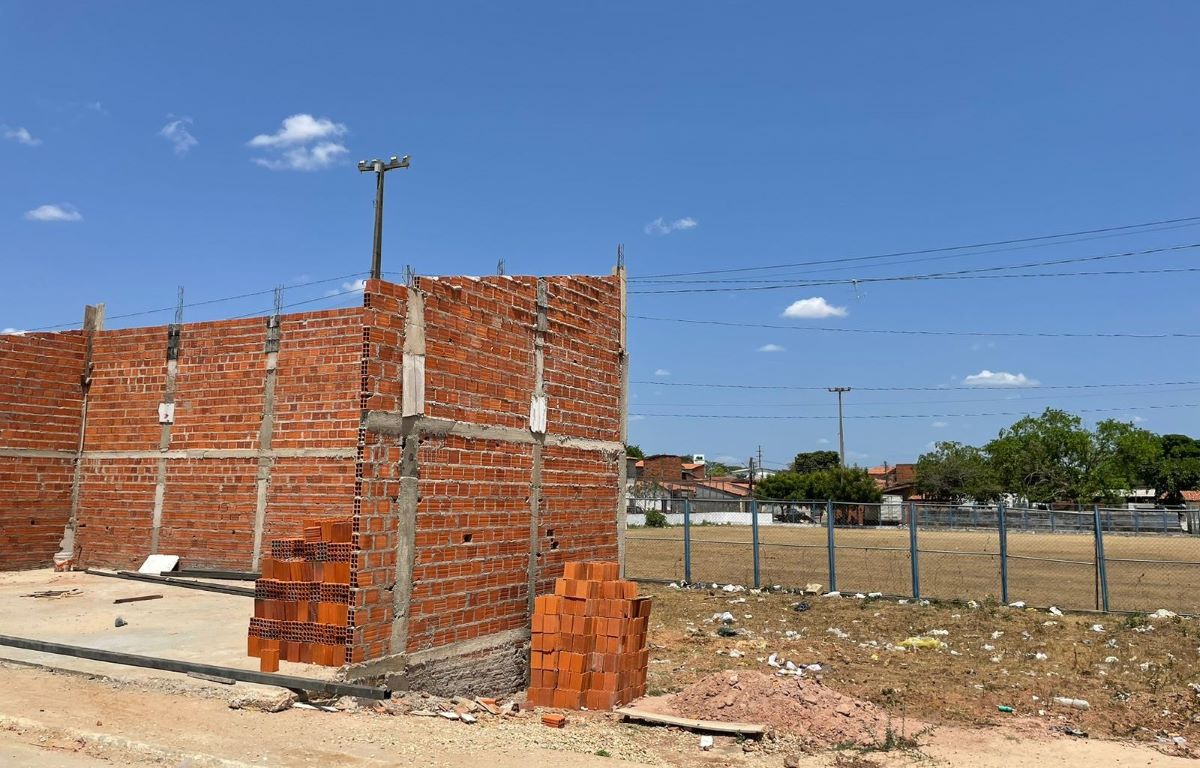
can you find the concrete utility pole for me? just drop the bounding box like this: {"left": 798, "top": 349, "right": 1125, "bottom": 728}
{"left": 358, "top": 155, "right": 411, "bottom": 280}
{"left": 827, "top": 387, "right": 851, "bottom": 466}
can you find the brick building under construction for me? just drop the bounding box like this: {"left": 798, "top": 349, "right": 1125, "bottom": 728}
{"left": 0, "top": 272, "right": 628, "bottom": 692}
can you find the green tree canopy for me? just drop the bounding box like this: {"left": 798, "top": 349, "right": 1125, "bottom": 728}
{"left": 754, "top": 466, "right": 881, "bottom": 503}
{"left": 625, "top": 444, "right": 644, "bottom": 459}
{"left": 1155, "top": 434, "right": 1200, "bottom": 504}
{"left": 791, "top": 450, "right": 841, "bottom": 474}
{"left": 915, "top": 441, "right": 1001, "bottom": 502}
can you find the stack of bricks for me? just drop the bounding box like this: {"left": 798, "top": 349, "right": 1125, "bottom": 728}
{"left": 527, "top": 561, "right": 651, "bottom": 710}
{"left": 247, "top": 518, "right": 354, "bottom": 671}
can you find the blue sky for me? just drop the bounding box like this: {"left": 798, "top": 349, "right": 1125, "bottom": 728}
{"left": 2, "top": 2, "right": 1198, "bottom": 468}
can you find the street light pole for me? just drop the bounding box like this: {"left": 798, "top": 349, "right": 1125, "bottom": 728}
{"left": 357, "top": 155, "right": 410, "bottom": 280}
{"left": 828, "top": 387, "right": 852, "bottom": 466}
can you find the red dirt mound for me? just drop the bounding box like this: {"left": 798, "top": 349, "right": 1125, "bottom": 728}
{"left": 668, "top": 670, "right": 918, "bottom": 749}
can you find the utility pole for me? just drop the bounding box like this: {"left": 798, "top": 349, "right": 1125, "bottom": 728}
{"left": 357, "top": 155, "right": 411, "bottom": 280}
{"left": 828, "top": 387, "right": 851, "bottom": 466}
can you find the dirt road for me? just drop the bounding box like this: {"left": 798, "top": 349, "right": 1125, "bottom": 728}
{"left": 0, "top": 663, "right": 1192, "bottom": 767}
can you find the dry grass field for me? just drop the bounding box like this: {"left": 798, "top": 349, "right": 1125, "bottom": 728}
{"left": 626, "top": 524, "right": 1200, "bottom": 614}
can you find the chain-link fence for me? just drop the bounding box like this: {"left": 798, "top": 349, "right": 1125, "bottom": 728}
{"left": 623, "top": 496, "right": 1200, "bottom": 614}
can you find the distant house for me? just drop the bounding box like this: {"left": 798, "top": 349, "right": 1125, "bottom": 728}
{"left": 639, "top": 454, "right": 707, "bottom": 483}
{"left": 730, "top": 466, "right": 777, "bottom": 481}
{"left": 870, "top": 463, "right": 918, "bottom": 499}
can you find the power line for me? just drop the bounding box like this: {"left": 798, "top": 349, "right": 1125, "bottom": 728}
{"left": 630, "top": 403, "right": 1200, "bottom": 420}
{"left": 632, "top": 241, "right": 1200, "bottom": 285}
{"left": 630, "top": 213, "right": 1200, "bottom": 280}
{"left": 631, "top": 315, "right": 1200, "bottom": 339}
{"left": 642, "top": 386, "right": 1200, "bottom": 407}
{"left": 631, "top": 379, "right": 1200, "bottom": 392}
{"left": 22, "top": 272, "right": 369, "bottom": 332}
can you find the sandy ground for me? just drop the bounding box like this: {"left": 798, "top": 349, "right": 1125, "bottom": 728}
{"left": 0, "top": 663, "right": 1193, "bottom": 767}
{"left": 626, "top": 524, "right": 1200, "bottom": 613}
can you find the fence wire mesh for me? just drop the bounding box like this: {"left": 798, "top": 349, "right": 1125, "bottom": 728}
{"left": 623, "top": 496, "right": 1200, "bottom": 614}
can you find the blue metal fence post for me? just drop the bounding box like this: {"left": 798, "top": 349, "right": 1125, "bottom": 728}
{"left": 750, "top": 498, "right": 761, "bottom": 589}
{"left": 683, "top": 498, "right": 692, "bottom": 584}
{"left": 1134, "top": 508, "right": 1140, "bottom": 536}
{"left": 826, "top": 500, "right": 836, "bottom": 593}
{"left": 1093, "top": 505, "right": 1110, "bottom": 612}
{"left": 997, "top": 502, "right": 1009, "bottom": 604}
{"left": 908, "top": 501, "right": 920, "bottom": 599}
{"left": 1050, "top": 509, "right": 1056, "bottom": 533}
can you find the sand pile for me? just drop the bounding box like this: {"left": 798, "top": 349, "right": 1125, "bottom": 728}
{"left": 668, "top": 670, "right": 914, "bottom": 749}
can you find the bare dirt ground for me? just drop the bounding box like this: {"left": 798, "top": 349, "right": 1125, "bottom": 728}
{"left": 626, "top": 525, "right": 1200, "bottom": 614}
{"left": 0, "top": 578, "right": 1196, "bottom": 766}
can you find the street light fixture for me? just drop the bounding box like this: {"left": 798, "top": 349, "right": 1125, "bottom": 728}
{"left": 358, "top": 154, "right": 410, "bottom": 280}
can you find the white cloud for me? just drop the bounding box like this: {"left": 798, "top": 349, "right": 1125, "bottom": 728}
{"left": 1, "top": 327, "right": 26, "bottom": 335}
{"left": 254, "top": 141, "right": 348, "bottom": 171}
{"left": 87, "top": 101, "right": 107, "bottom": 114}
{"left": 654, "top": 368, "right": 671, "bottom": 377}
{"left": 629, "top": 414, "right": 646, "bottom": 422}
{"left": 249, "top": 114, "right": 349, "bottom": 171}
{"left": 781, "top": 297, "right": 847, "bottom": 319}
{"left": 817, "top": 438, "right": 831, "bottom": 445}
{"left": 757, "top": 343, "right": 785, "bottom": 353}
{"left": 3, "top": 126, "right": 41, "bottom": 146}
{"left": 970, "top": 341, "right": 997, "bottom": 351}
{"left": 249, "top": 114, "right": 346, "bottom": 148}
{"left": 1130, "top": 415, "right": 1147, "bottom": 424}
{"left": 932, "top": 421, "right": 948, "bottom": 428}
{"left": 24, "top": 204, "right": 82, "bottom": 222}
{"left": 159, "top": 117, "right": 197, "bottom": 155}
{"left": 326, "top": 279, "right": 366, "bottom": 297}
{"left": 644, "top": 216, "right": 697, "bottom": 235}
{"left": 962, "top": 369, "right": 1039, "bottom": 387}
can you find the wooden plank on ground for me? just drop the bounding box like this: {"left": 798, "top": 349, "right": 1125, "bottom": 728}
{"left": 614, "top": 707, "right": 765, "bottom": 735}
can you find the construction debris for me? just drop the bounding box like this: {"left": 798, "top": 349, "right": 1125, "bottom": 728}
{"left": 113, "top": 594, "right": 163, "bottom": 604}
{"left": 21, "top": 589, "right": 81, "bottom": 599}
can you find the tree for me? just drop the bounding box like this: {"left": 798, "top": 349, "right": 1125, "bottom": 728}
{"left": 1088, "top": 419, "right": 1162, "bottom": 500}
{"left": 754, "top": 466, "right": 881, "bottom": 503}
{"left": 625, "top": 444, "right": 644, "bottom": 459}
{"left": 915, "top": 441, "right": 1000, "bottom": 502}
{"left": 1154, "top": 434, "right": 1200, "bottom": 504}
{"left": 705, "top": 461, "right": 734, "bottom": 477}
{"left": 984, "top": 409, "right": 1093, "bottom": 503}
{"left": 791, "top": 450, "right": 841, "bottom": 474}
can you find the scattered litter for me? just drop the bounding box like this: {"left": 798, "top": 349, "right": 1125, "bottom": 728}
{"left": 823, "top": 591, "right": 841, "bottom": 598}
{"left": 293, "top": 701, "right": 336, "bottom": 713}
{"left": 722, "top": 584, "right": 745, "bottom": 593}
{"left": 1104, "top": 656, "right": 1119, "bottom": 664}
{"left": 991, "top": 631, "right": 1004, "bottom": 640}
{"left": 712, "top": 612, "right": 735, "bottom": 624}
{"left": 897, "top": 599, "right": 909, "bottom": 605}
{"left": 967, "top": 600, "right": 979, "bottom": 609}
{"left": 767, "top": 654, "right": 780, "bottom": 668}
{"left": 1052, "top": 697, "right": 1090, "bottom": 710}
{"left": 1091, "top": 624, "right": 1105, "bottom": 633}
{"left": 1062, "top": 727, "right": 1088, "bottom": 738}
{"left": 826, "top": 628, "right": 850, "bottom": 640}
{"left": 1008, "top": 601, "right": 1026, "bottom": 609}
{"left": 853, "top": 593, "right": 866, "bottom": 600}
{"left": 699, "top": 735, "right": 714, "bottom": 750}
{"left": 791, "top": 601, "right": 810, "bottom": 613}
{"left": 21, "top": 589, "right": 82, "bottom": 599}
{"left": 114, "top": 616, "right": 127, "bottom": 628}
{"left": 926, "top": 629, "right": 950, "bottom": 637}
{"left": 983, "top": 644, "right": 995, "bottom": 652}
{"left": 918, "top": 600, "right": 930, "bottom": 607}
{"left": 1048, "top": 606, "right": 1063, "bottom": 616}
{"left": 1042, "top": 621, "right": 1058, "bottom": 627}
{"left": 897, "top": 636, "right": 945, "bottom": 650}
{"left": 669, "top": 582, "right": 680, "bottom": 589}
{"left": 729, "top": 597, "right": 747, "bottom": 604}
{"left": 804, "top": 583, "right": 822, "bottom": 595}
{"left": 1034, "top": 652, "right": 1048, "bottom": 661}
{"left": 1151, "top": 608, "right": 1178, "bottom": 620}
{"left": 460, "top": 712, "right": 477, "bottom": 724}
{"left": 716, "top": 626, "right": 738, "bottom": 638}
{"left": 997, "top": 705, "right": 1013, "bottom": 713}
{"left": 439, "top": 711, "right": 460, "bottom": 720}
{"left": 1133, "top": 625, "right": 1155, "bottom": 633}
{"left": 729, "top": 649, "right": 744, "bottom": 658}
{"left": 867, "top": 592, "right": 882, "bottom": 599}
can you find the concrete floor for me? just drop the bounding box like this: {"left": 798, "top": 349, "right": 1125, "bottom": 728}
{"left": 0, "top": 569, "right": 337, "bottom": 694}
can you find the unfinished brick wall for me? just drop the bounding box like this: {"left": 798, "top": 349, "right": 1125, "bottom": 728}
{"left": 0, "top": 331, "right": 85, "bottom": 569}
{"left": 2, "top": 272, "right": 626, "bottom": 689}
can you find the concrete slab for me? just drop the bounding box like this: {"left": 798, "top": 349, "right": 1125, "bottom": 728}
{"left": 0, "top": 570, "right": 337, "bottom": 695}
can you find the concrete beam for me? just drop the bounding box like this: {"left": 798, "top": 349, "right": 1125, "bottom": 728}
{"left": 363, "top": 412, "right": 623, "bottom": 456}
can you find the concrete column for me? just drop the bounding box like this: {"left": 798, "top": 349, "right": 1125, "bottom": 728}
{"left": 614, "top": 264, "right": 629, "bottom": 575}
{"left": 527, "top": 280, "right": 548, "bottom": 615}
{"left": 150, "top": 323, "right": 182, "bottom": 554}
{"left": 250, "top": 316, "right": 281, "bottom": 568}
{"left": 390, "top": 283, "right": 425, "bottom": 655}
{"left": 65, "top": 303, "right": 104, "bottom": 562}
